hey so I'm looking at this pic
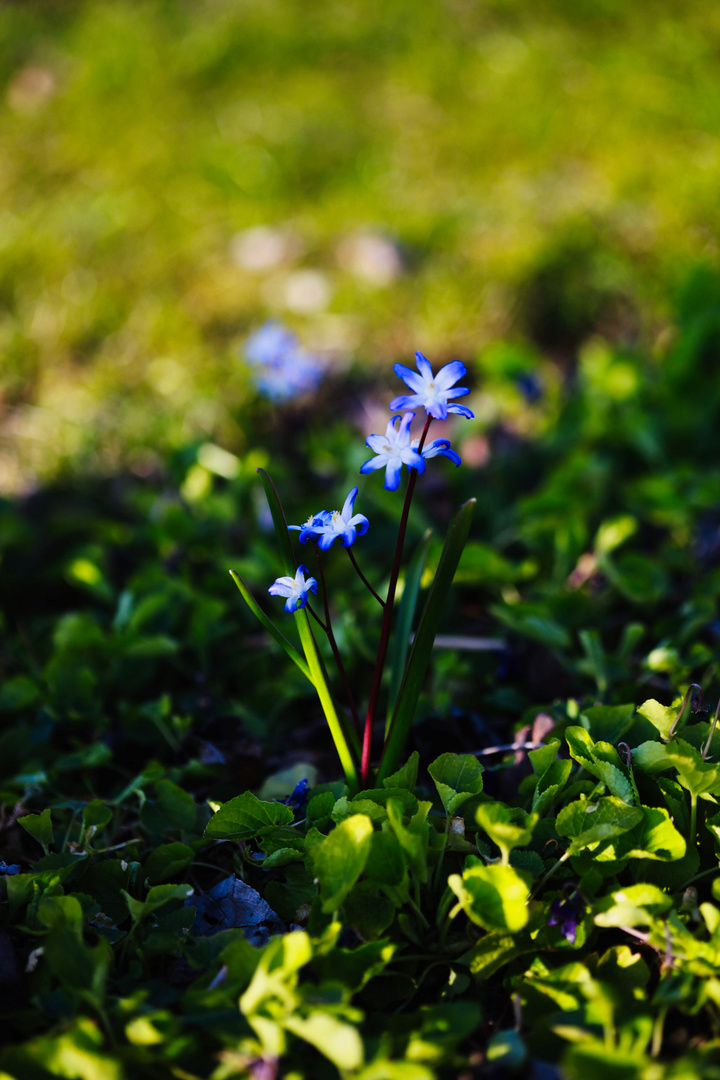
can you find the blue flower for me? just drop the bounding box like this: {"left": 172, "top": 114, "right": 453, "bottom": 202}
{"left": 244, "top": 320, "right": 325, "bottom": 402}
{"left": 268, "top": 565, "right": 318, "bottom": 613}
{"left": 390, "top": 351, "right": 474, "bottom": 421}
{"left": 317, "top": 487, "right": 369, "bottom": 550}
{"left": 288, "top": 510, "right": 333, "bottom": 545}
{"left": 288, "top": 490, "right": 369, "bottom": 550}
{"left": 360, "top": 412, "right": 426, "bottom": 491}
{"left": 412, "top": 436, "right": 461, "bottom": 467}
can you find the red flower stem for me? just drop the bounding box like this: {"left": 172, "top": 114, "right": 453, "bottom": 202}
{"left": 347, "top": 547, "right": 385, "bottom": 607}
{"left": 360, "top": 415, "right": 432, "bottom": 786}
{"left": 315, "top": 548, "right": 362, "bottom": 738}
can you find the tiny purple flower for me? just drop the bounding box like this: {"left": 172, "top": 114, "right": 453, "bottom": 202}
{"left": 390, "top": 351, "right": 474, "bottom": 421}
{"left": 548, "top": 891, "right": 585, "bottom": 944}
{"left": 268, "top": 565, "right": 318, "bottom": 613}
{"left": 360, "top": 412, "right": 426, "bottom": 491}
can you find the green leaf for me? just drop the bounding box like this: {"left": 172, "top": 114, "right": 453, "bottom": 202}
{"left": 144, "top": 842, "right": 195, "bottom": 884}
{"left": 230, "top": 569, "right": 311, "bottom": 681}
{"left": 529, "top": 739, "right": 561, "bottom": 779}
{"left": 386, "top": 799, "right": 432, "bottom": 883}
{"left": 312, "top": 814, "right": 374, "bottom": 912}
{"left": 379, "top": 498, "right": 476, "bottom": 783}
{"left": 427, "top": 752, "right": 484, "bottom": 815}
{"left": 0, "top": 675, "right": 40, "bottom": 712}
{"left": 581, "top": 703, "right": 635, "bottom": 744}
{"left": 475, "top": 802, "right": 535, "bottom": 864}
{"left": 594, "top": 883, "right": 672, "bottom": 928}
{"left": 620, "top": 806, "right": 686, "bottom": 861}
{"left": 344, "top": 882, "right": 396, "bottom": 939}
{"left": 632, "top": 740, "right": 673, "bottom": 774}
{"left": 123, "top": 883, "right": 193, "bottom": 924}
{"left": 565, "top": 726, "right": 635, "bottom": 804}
{"left": 382, "top": 751, "right": 419, "bottom": 792}
{"left": 386, "top": 532, "right": 430, "bottom": 731}
{"left": 140, "top": 780, "right": 197, "bottom": 835}
{"left": 448, "top": 863, "right": 531, "bottom": 932}
{"left": 284, "top": 1011, "right": 364, "bottom": 1071}
{"left": 636, "top": 698, "right": 677, "bottom": 740}
{"left": 82, "top": 800, "right": 112, "bottom": 831}
{"left": 204, "top": 791, "right": 294, "bottom": 841}
{"left": 556, "top": 796, "right": 644, "bottom": 855}
{"left": 18, "top": 808, "right": 53, "bottom": 854}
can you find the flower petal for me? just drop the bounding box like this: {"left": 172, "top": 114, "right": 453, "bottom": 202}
{"left": 384, "top": 461, "right": 402, "bottom": 491}
{"left": 389, "top": 392, "right": 420, "bottom": 412}
{"left": 393, "top": 362, "right": 426, "bottom": 393}
{"left": 349, "top": 514, "right": 369, "bottom": 535}
{"left": 341, "top": 487, "right": 358, "bottom": 520}
{"left": 360, "top": 456, "right": 387, "bottom": 474}
{"left": 433, "top": 360, "right": 466, "bottom": 389}
{"left": 446, "top": 403, "right": 475, "bottom": 419}
{"left": 414, "top": 352, "right": 434, "bottom": 381}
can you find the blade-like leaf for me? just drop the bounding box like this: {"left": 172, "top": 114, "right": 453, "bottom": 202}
{"left": 229, "top": 570, "right": 311, "bottom": 681}
{"left": 378, "top": 498, "right": 476, "bottom": 783}
{"left": 257, "top": 469, "right": 360, "bottom": 791}
{"left": 386, "top": 530, "right": 431, "bottom": 734}
{"left": 257, "top": 467, "right": 296, "bottom": 576}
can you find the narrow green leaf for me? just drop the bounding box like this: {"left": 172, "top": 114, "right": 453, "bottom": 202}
{"left": 230, "top": 570, "right": 311, "bottom": 681}
{"left": 379, "top": 499, "right": 476, "bottom": 783}
{"left": 386, "top": 531, "right": 430, "bottom": 733}
{"left": 257, "top": 467, "right": 296, "bottom": 576}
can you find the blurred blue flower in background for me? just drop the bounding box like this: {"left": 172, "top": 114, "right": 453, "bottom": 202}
{"left": 360, "top": 412, "right": 426, "bottom": 491}
{"left": 268, "top": 565, "right": 318, "bottom": 612}
{"left": 244, "top": 320, "right": 325, "bottom": 402}
{"left": 390, "top": 352, "right": 474, "bottom": 420}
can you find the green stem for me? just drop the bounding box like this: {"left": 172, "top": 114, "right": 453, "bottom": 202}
{"left": 690, "top": 791, "right": 698, "bottom": 848}
{"left": 314, "top": 549, "right": 361, "bottom": 737}
{"left": 360, "top": 416, "right": 432, "bottom": 786}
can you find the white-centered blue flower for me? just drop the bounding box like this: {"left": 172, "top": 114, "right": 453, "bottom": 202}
{"left": 360, "top": 412, "right": 426, "bottom": 491}
{"left": 268, "top": 565, "right": 318, "bottom": 613}
{"left": 288, "top": 490, "right": 369, "bottom": 550}
{"left": 316, "top": 487, "right": 369, "bottom": 550}
{"left": 412, "top": 437, "right": 462, "bottom": 467}
{"left": 288, "top": 510, "right": 333, "bottom": 545}
{"left": 390, "top": 351, "right": 474, "bottom": 421}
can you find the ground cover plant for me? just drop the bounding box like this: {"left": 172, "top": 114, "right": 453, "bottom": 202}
{"left": 3, "top": 275, "right": 720, "bottom": 1077}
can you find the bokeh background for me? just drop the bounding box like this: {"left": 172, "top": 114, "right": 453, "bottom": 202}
{"left": 3, "top": 0, "right": 720, "bottom": 490}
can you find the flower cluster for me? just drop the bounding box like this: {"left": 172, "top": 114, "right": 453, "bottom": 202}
{"left": 268, "top": 351, "right": 473, "bottom": 609}
{"left": 244, "top": 320, "right": 325, "bottom": 402}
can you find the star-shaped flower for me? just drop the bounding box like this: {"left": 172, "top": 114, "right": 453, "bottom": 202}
{"left": 288, "top": 510, "right": 333, "bottom": 545}
{"left": 412, "top": 436, "right": 461, "bottom": 467}
{"left": 314, "top": 487, "right": 369, "bottom": 550}
{"left": 360, "top": 412, "right": 426, "bottom": 491}
{"left": 268, "top": 565, "right": 318, "bottom": 613}
{"left": 390, "top": 352, "right": 474, "bottom": 421}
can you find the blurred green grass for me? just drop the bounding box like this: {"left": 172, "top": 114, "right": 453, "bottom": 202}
{"left": 2, "top": 0, "right": 720, "bottom": 487}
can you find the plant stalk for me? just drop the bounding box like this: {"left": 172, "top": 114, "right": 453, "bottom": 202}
{"left": 360, "top": 416, "right": 432, "bottom": 785}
